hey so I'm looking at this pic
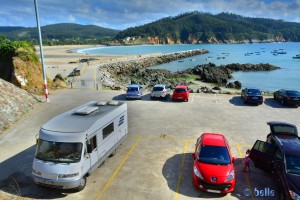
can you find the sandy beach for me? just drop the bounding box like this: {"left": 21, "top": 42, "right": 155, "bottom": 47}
{"left": 36, "top": 45, "right": 161, "bottom": 79}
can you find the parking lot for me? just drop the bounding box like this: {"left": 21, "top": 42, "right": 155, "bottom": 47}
{"left": 0, "top": 88, "right": 299, "bottom": 200}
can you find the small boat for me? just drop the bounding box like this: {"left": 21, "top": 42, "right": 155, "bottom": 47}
{"left": 277, "top": 51, "right": 287, "bottom": 54}
{"left": 178, "top": 60, "right": 184, "bottom": 62}
{"left": 217, "top": 57, "right": 225, "bottom": 59}
{"left": 190, "top": 58, "right": 196, "bottom": 61}
{"left": 271, "top": 49, "right": 287, "bottom": 54}
{"left": 245, "top": 53, "right": 251, "bottom": 56}
{"left": 293, "top": 54, "right": 300, "bottom": 59}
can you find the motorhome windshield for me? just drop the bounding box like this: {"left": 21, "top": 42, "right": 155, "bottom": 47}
{"left": 35, "top": 139, "right": 83, "bottom": 163}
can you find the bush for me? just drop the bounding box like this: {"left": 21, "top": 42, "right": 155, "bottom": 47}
{"left": 0, "top": 38, "right": 38, "bottom": 63}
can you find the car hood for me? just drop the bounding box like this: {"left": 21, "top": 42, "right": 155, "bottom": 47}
{"left": 286, "top": 173, "right": 300, "bottom": 194}
{"left": 196, "top": 161, "right": 233, "bottom": 183}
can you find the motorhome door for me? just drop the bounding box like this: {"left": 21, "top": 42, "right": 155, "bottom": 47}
{"left": 86, "top": 135, "right": 98, "bottom": 168}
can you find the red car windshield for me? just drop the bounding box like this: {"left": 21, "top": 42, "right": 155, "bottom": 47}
{"left": 198, "top": 146, "right": 230, "bottom": 165}
{"left": 175, "top": 88, "right": 187, "bottom": 93}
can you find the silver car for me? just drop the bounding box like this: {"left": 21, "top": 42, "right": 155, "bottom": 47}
{"left": 151, "top": 84, "right": 170, "bottom": 100}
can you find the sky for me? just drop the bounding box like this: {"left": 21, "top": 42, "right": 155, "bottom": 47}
{"left": 1, "top": 0, "right": 300, "bottom": 30}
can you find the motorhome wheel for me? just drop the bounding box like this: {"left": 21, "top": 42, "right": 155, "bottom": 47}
{"left": 109, "top": 149, "right": 116, "bottom": 157}
{"left": 77, "top": 176, "right": 86, "bottom": 191}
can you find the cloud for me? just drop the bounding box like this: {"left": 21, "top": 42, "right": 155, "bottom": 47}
{"left": 0, "top": 0, "right": 299, "bottom": 29}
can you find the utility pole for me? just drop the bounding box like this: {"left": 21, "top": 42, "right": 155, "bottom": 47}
{"left": 34, "top": 0, "right": 49, "bottom": 102}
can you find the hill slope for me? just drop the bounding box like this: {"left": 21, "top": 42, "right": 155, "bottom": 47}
{"left": 0, "top": 23, "right": 119, "bottom": 43}
{"left": 115, "top": 12, "right": 300, "bottom": 44}
{"left": 0, "top": 78, "right": 37, "bottom": 134}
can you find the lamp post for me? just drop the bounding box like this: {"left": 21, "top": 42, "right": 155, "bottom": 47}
{"left": 34, "top": 0, "right": 49, "bottom": 102}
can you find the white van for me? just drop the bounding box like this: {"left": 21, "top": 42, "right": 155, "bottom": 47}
{"left": 32, "top": 101, "right": 128, "bottom": 191}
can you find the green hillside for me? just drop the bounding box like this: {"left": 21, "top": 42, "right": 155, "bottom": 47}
{"left": 115, "top": 12, "right": 300, "bottom": 43}
{"left": 0, "top": 23, "right": 119, "bottom": 45}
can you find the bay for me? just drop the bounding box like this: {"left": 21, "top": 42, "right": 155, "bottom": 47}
{"left": 78, "top": 43, "right": 300, "bottom": 92}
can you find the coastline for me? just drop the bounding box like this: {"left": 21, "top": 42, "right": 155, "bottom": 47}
{"left": 36, "top": 45, "right": 242, "bottom": 94}
{"left": 37, "top": 45, "right": 164, "bottom": 79}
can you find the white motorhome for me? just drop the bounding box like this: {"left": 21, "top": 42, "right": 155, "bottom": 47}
{"left": 32, "top": 101, "right": 128, "bottom": 191}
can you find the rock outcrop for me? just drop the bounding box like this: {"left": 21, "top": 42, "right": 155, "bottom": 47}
{"left": 0, "top": 79, "right": 37, "bottom": 134}
{"left": 99, "top": 49, "right": 209, "bottom": 89}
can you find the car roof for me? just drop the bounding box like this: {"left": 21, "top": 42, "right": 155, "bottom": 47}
{"left": 245, "top": 87, "right": 260, "bottom": 90}
{"left": 201, "top": 133, "right": 227, "bottom": 147}
{"left": 127, "top": 84, "right": 140, "bottom": 87}
{"left": 175, "top": 85, "right": 187, "bottom": 89}
{"left": 275, "top": 136, "right": 300, "bottom": 155}
{"left": 153, "top": 84, "right": 166, "bottom": 87}
{"left": 279, "top": 89, "right": 299, "bottom": 92}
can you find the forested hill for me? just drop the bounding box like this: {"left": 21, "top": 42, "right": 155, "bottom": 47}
{"left": 0, "top": 23, "right": 119, "bottom": 45}
{"left": 115, "top": 12, "right": 300, "bottom": 44}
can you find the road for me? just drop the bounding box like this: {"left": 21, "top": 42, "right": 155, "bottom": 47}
{"left": 0, "top": 88, "right": 299, "bottom": 200}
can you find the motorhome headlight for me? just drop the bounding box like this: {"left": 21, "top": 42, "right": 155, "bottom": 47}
{"left": 58, "top": 172, "right": 79, "bottom": 179}
{"left": 32, "top": 169, "right": 41, "bottom": 175}
{"left": 225, "top": 170, "right": 235, "bottom": 182}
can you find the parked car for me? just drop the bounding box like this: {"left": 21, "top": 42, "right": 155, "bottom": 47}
{"left": 274, "top": 89, "right": 300, "bottom": 107}
{"left": 126, "top": 84, "right": 143, "bottom": 100}
{"left": 172, "top": 85, "right": 190, "bottom": 101}
{"left": 151, "top": 84, "right": 170, "bottom": 100}
{"left": 241, "top": 88, "right": 263, "bottom": 105}
{"left": 250, "top": 122, "right": 300, "bottom": 200}
{"left": 192, "top": 133, "right": 236, "bottom": 193}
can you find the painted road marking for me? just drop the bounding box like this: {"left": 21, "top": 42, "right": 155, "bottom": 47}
{"left": 174, "top": 140, "right": 189, "bottom": 200}
{"left": 190, "top": 93, "right": 195, "bottom": 104}
{"left": 238, "top": 144, "right": 254, "bottom": 200}
{"left": 96, "top": 136, "right": 142, "bottom": 200}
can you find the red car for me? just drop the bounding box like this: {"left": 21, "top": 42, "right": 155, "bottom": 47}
{"left": 192, "top": 133, "right": 236, "bottom": 193}
{"left": 172, "top": 85, "right": 190, "bottom": 101}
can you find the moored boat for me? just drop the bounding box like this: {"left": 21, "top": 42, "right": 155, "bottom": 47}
{"left": 293, "top": 54, "right": 300, "bottom": 59}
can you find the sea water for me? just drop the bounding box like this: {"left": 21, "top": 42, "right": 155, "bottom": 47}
{"left": 78, "top": 43, "right": 300, "bottom": 92}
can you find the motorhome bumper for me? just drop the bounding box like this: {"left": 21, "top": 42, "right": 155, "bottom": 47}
{"left": 32, "top": 174, "right": 82, "bottom": 189}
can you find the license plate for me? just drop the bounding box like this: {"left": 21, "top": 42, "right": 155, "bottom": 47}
{"left": 207, "top": 189, "right": 221, "bottom": 193}
{"left": 252, "top": 97, "right": 258, "bottom": 99}
{"left": 178, "top": 96, "right": 182, "bottom": 99}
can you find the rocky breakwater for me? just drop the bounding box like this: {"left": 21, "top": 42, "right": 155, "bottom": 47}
{"left": 182, "top": 62, "right": 280, "bottom": 89}
{"left": 96, "top": 49, "right": 280, "bottom": 93}
{"left": 98, "top": 49, "right": 208, "bottom": 89}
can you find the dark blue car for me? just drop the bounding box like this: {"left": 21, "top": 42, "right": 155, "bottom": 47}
{"left": 241, "top": 88, "right": 263, "bottom": 105}
{"left": 274, "top": 89, "right": 300, "bottom": 107}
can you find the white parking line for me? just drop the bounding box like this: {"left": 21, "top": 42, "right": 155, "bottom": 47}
{"left": 190, "top": 93, "right": 195, "bottom": 103}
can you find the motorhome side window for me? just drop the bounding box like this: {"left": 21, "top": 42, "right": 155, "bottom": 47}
{"left": 87, "top": 135, "right": 97, "bottom": 152}
{"left": 103, "top": 122, "right": 114, "bottom": 139}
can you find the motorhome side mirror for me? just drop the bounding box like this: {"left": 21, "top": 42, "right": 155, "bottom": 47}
{"left": 35, "top": 134, "right": 39, "bottom": 144}
{"left": 87, "top": 144, "right": 93, "bottom": 154}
